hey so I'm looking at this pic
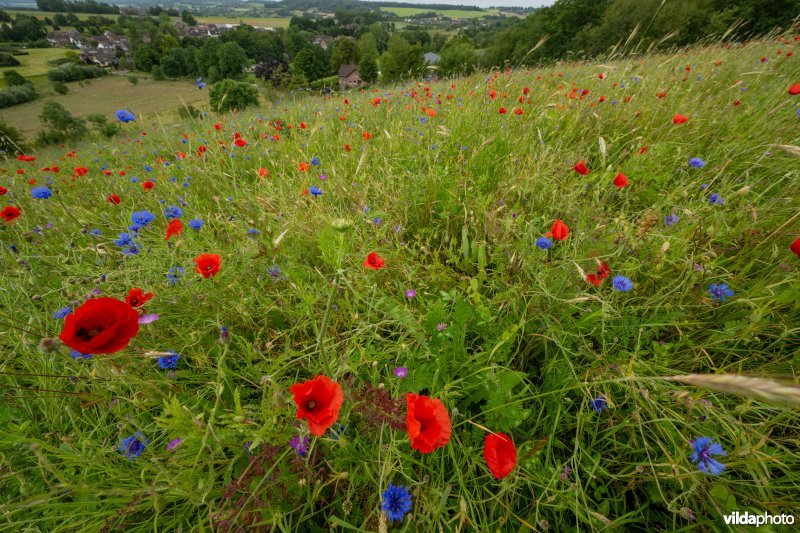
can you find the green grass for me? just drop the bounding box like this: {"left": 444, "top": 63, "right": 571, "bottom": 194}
{"left": 381, "top": 7, "right": 500, "bottom": 18}
{"left": 194, "top": 15, "right": 290, "bottom": 28}
{"left": 1, "top": 38, "right": 799, "bottom": 531}
{"left": 0, "top": 76, "right": 209, "bottom": 136}
{"left": 0, "top": 48, "right": 70, "bottom": 78}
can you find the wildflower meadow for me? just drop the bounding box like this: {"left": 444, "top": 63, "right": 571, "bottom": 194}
{"left": 2, "top": 35, "right": 800, "bottom": 531}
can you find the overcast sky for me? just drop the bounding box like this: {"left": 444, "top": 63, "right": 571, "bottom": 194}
{"left": 361, "top": 0, "right": 553, "bottom": 8}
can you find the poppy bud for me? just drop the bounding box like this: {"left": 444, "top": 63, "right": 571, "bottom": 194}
{"left": 38, "top": 337, "right": 62, "bottom": 354}
{"left": 219, "top": 326, "right": 231, "bottom": 345}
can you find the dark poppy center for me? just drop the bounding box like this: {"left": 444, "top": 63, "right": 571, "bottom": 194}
{"left": 306, "top": 400, "right": 316, "bottom": 410}
{"left": 76, "top": 327, "right": 102, "bottom": 341}
{"left": 130, "top": 298, "right": 139, "bottom": 306}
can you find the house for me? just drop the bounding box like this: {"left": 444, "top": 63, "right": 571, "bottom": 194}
{"left": 47, "top": 30, "right": 83, "bottom": 48}
{"left": 181, "top": 23, "right": 225, "bottom": 38}
{"left": 312, "top": 35, "right": 335, "bottom": 50}
{"left": 424, "top": 52, "right": 441, "bottom": 64}
{"left": 80, "top": 47, "right": 117, "bottom": 67}
{"left": 96, "top": 31, "right": 129, "bottom": 53}
{"left": 338, "top": 64, "right": 367, "bottom": 90}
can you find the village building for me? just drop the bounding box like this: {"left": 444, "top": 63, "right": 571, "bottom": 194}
{"left": 46, "top": 30, "right": 84, "bottom": 48}
{"left": 338, "top": 64, "right": 367, "bottom": 90}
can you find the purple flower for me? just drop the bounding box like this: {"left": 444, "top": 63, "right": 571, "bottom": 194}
{"left": 290, "top": 435, "right": 309, "bottom": 456}
{"left": 404, "top": 289, "right": 416, "bottom": 299}
{"left": 590, "top": 396, "right": 608, "bottom": 413}
{"left": 138, "top": 313, "right": 159, "bottom": 325}
{"left": 166, "top": 438, "right": 182, "bottom": 451}
{"left": 393, "top": 367, "right": 408, "bottom": 378}
{"left": 689, "top": 157, "right": 705, "bottom": 168}
{"left": 664, "top": 214, "right": 680, "bottom": 226}
{"left": 437, "top": 323, "right": 447, "bottom": 332}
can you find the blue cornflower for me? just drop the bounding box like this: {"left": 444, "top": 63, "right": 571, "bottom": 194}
{"left": 163, "top": 205, "right": 182, "bottom": 219}
{"left": 689, "top": 157, "right": 705, "bottom": 168}
{"left": 69, "top": 349, "right": 92, "bottom": 360}
{"left": 612, "top": 275, "right": 634, "bottom": 292}
{"left": 114, "top": 233, "right": 134, "bottom": 247}
{"left": 311, "top": 156, "right": 320, "bottom": 166}
{"left": 590, "top": 396, "right": 607, "bottom": 413}
{"left": 329, "top": 423, "right": 346, "bottom": 441}
{"left": 664, "top": 214, "right": 680, "bottom": 226}
{"left": 53, "top": 307, "right": 72, "bottom": 319}
{"left": 373, "top": 217, "right": 382, "bottom": 225}
{"left": 536, "top": 237, "right": 553, "bottom": 250}
{"left": 157, "top": 351, "right": 180, "bottom": 369}
{"left": 115, "top": 109, "right": 135, "bottom": 123}
{"left": 709, "top": 193, "right": 723, "bottom": 205}
{"left": 381, "top": 484, "right": 412, "bottom": 523}
{"left": 189, "top": 219, "right": 203, "bottom": 230}
{"left": 309, "top": 186, "right": 322, "bottom": 197}
{"left": 121, "top": 245, "right": 140, "bottom": 256}
{"left": 131, "top": 211, "right": 156, "bottom": 227}
{"left": 167, "top": 266, "right": 185, "bottom": 285}
{"left": 707, "top": 283, "right": 734, "bottom": 302}
{"left": 144, "top": 165, "right": 152, "bottom": 172}
{"left": 289, "top": 435, "right": 309, "bottom": 456}
{"left": 247, "top": 228, "right": 261, "bottom": 235}
{"left": 31, "top": 187, "right": 52, "bottom": 199}
{"left": 689, "top": 437, "right": 726, "bottom": 475}
{"left": 89, "top": 229, "right": 102, "bottom": 237}
{"left": 119, "top": 432, "right": 148, "bottom": 459}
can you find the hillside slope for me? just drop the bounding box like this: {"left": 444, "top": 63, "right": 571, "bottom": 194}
{"left": 1, "top": 37, "right": 800, "bottom": 530}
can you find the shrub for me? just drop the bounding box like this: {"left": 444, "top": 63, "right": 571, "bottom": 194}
{"left": 52, "top": 80, "right": 69, "bottom": 94}
{"left": 47, "top": 64, "right": 105, "bottom": 83}
{"left": 36, "top": 100, "right": 87, "bottom": 145}
{"left": 0, "top": 84, "right": 37, "bottom": 109}
{"left": 177, "top": 104, "right": 201, "bottom": 120}
{"left": 0, "top": 52, "right": 21, "bottom": 67}
{"left": 127, "top": 75, "right": 139, "bottom": 85}
{"left": 209, "top": 79, "right": 259, "bottom": 113}
{"left": 3, "top": 70, "right": 27, "bottom": 87}
{"left": 0, "top": 118, "right": 25, "bottom": 158}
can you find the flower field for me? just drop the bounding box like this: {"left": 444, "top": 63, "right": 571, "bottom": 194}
{"left": 2, "top": 36, "right": 800, "bottom": 531}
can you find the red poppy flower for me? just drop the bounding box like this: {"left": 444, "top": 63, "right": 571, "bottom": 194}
{"left": 214, "top": 122, "right": 222, "bottom": 130}
{"left": 125, "top": 288, "right": 154, "bottom": 308}
{"left": 405, "top": 393, "right": 451, "bottom": 453}
{"left": 290, "top": 375, "right": 343, "bottom": 436}
{"left": 791, "top": 236, "right": 800, "bottom": 259}
{"left": 0, "top": 186, "right": 7, "bottom": 196}
{"left": 27, "top": 178, "right": 36, "bottom": 185}
{"left": 298, "top": 162, "right": 310, "bottom": 172}
{"left": 363, "top": 252, "right": 385, "bottom": 270}
{"left": 299, "top": 122, "right": 307, "bottom": 129}
{"left": 17, "top": 155, "right": 35, "bottom": 162}
{"left": 59, "top": 297, "right": 140, "bottom": 354}
{"left": 1, "top": 205, "right": 21, "bottom": 223}
{"left": 550, "top": 219, "right": 570, "bottom": 241}
{"left": 234, "top": 138, "right": 247, "bottom": 147}
{"left": 573, "top": 161, "right": 589, "bottom": 175}
{"left": 638, "top": 146, "right": 648, "bottom": 155}
{"left": 363, "top": 131, "right": 372, "bottom": 140}
{"left": 16, "top": 169, "right": 23, "bottom": 175}
{"left": 194, "top": 253, "right": 221, "bottom": 278}
{"left": 513, "top": 107, "right": 523, "bottom": 115}
{"left": 673, "top": 114, "right": 688, "bottom": 124}
{"left": 107, "top": 194, "right": 121, "bottom": 204}
{"left": 499, "top": 107, "right": 507, "bottom": 114}
{"left": 344, "top": 144, "right": 351, "bottom": 152}
{"left": 597, "top": 262, "right": 611, "bottom": 279}
{"left": 73, "top": 167, "right": 89, "bottom": 176}
{"left": 789, "top": 83, "right": 800, "bottom": 96}
{"left": 258, "top": 168, "right": 269, "bottom": 178}
{"left": 484, "top": 433, "right": 517, "bottom": 479}
{"left": 587, "top": 273, "right": 603, "bottom": 286}
{"left": 142, "top": 181, "right": 155, "bottom": 191}
{"left": 613, "top": 173, "right": 630, "bottom": 187}
{"left": 165, "top": 219, "right": 183, "bottom": 240}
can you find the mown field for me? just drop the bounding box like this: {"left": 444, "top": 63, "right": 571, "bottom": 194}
{"left": 1, "top": 36, "right": 799, "bottom": 531}
{"left": 380, "top": 6, "right": 500, "bottom": 18}
{"left": 0, "top": 76, "right": 208, "bottom": 136}
{"left": 0, "top": 47, "right": 70, "bottom": 79}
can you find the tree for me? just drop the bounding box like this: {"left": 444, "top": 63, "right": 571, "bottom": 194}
{"left": 292, "top": 45, "right": 329, "bottom": 82}
{"left": 380, "top": 34, "right": 423, "bottom": 82}
{"left": 181, "top": 10, "right": 197, "bottom": 26}
{"left": 439, "top": 37, "right": 477, "bottom": 76}
{"left": 216, "top": 41, "right": 248, "bottom": 80}
{"left": 37, "top": 100, "right": 87, "bottom": 145}
{"left": 52, "top": 80, "right": 69, "bottom": 94}
{"left": 0, "top": 117, "right": 25, "bottom": 158}
{"left": 330, "top": 37, "right": 359, "bottom": 70}
{"left": 209, "top": 79, "right": 259, "bottom": 113}
{"left": 359, "top": 56, "right": 378, "bottom": 83}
